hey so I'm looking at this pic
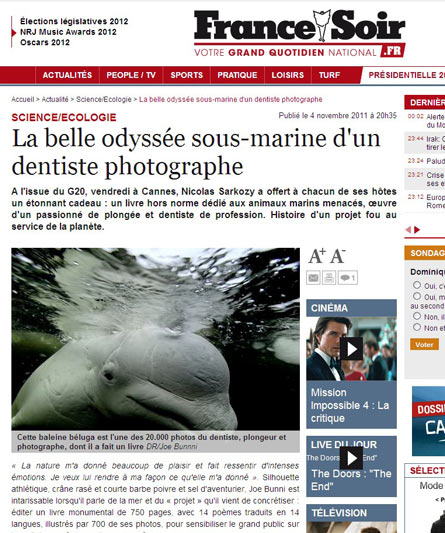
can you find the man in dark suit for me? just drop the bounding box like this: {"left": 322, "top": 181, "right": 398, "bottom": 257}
{"left": 365, "top": 341, "right": 389, "bottom": 381}
{"left": 382, "top": 344, "right": 397, "bottom": 381}
{"left": 307, "top": 317, "right": 352, "bottom": 380}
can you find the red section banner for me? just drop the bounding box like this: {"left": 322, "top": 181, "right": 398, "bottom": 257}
{"left": 405, "top": 95, "right": 445, "bottom": 109}
{"left": 0, "top": 66, "right": 364, "bottom": 85}
{"left": 412, "top": 400, "right": 445, "bottom": 418}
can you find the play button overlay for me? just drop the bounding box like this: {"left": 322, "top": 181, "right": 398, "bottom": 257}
{"left": 340, "top": 337, "right": 363, "bottom": 361}
{"left": 339, "top": 446, "right": 363, "bottom": 470}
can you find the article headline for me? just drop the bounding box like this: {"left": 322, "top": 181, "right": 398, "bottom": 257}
{"left": 11, "top": 126, "right": 381, "bottom": 180}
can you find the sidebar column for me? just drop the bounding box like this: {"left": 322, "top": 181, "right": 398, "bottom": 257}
{"left": 306, "top": 300, "right": 397, "bottom": 533}
{"left": 403, "top": 96, "right": 445, "bottom": 532}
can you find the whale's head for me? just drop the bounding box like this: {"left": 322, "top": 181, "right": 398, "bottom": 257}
{"left": 91, "top": 327, "right": 237, "bottom": 430}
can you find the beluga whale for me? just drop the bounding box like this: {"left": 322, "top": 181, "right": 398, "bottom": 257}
{"left": 12, "top": 326, "right": 237, "bottom": 431}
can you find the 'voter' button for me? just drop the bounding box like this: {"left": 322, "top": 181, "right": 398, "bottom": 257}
{"left": 339, "top": 446, "right": 363, "bottom": 470}
{"left": 340, "top": 337, "right": 363, "bottom": 361}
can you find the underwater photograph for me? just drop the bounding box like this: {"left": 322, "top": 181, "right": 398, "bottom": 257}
{"left": 12, "top": 248, "right": 299, "bottom": 431}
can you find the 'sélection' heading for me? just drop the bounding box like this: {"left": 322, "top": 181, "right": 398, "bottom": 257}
{"left": 194, "top": 10, "right": 405, "bottom": 40}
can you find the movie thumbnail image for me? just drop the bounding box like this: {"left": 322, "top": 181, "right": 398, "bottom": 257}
{"left": 306, "top": 316, "right": 397, "bottom": 381}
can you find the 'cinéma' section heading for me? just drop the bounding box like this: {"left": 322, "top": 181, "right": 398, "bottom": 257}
{"left": 194, "top": 10, "right": 406, "bottom": 41}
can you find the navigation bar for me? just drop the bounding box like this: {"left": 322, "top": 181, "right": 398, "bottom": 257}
{"left": 1, "top": 66, "right": 363, "bottom": 84}
{"left": 4, "top": 66, "right": 445, "bottom": 85}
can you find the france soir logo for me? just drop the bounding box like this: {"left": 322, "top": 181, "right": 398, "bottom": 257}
{"left": 194, "top": 10, "right": 406, "bottom": 41}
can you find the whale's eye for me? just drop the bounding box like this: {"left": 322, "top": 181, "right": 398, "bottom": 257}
{"left": 102, "top": 362, "right": 116, "bottom": 382}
